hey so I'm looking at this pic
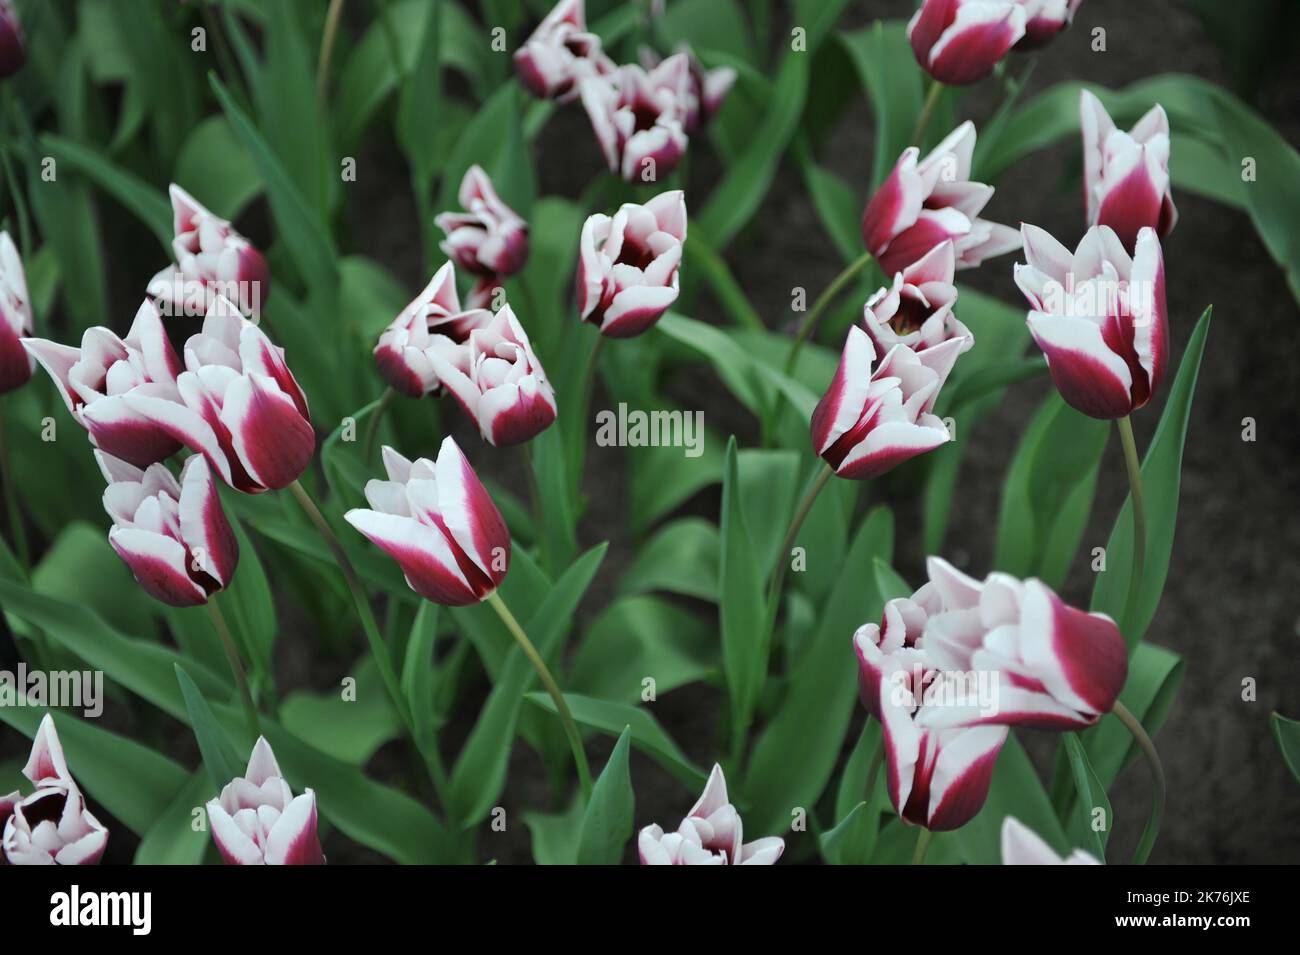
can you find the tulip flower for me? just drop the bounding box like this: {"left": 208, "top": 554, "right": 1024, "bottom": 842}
{"left": 2, "top": 715, "right": 109, "bottom": 866}
{"left": 862, "top": 241, "right": 973, "bottom": 357}
{"left": 125, "top": 295, "right": 314, "bottom": 492}
{"left": 0, "top": 231, "right": 33, "bottom": 394}
{"left": 148, "top": 185, "right": 270, "bottom": 319}
{"left": 579, "top": 61, "right": 689, "bottom": 183}
{"left": 206, "top": 737, "right": 325, "bottom": 865}
{"left": 577, "top": 190, "right": 686, "bottom": 338}
{"left": 1002, "top": 817, "right": 1100, "bottom": 864}
{"left": 639, "top": 764, "right": 784, "bottom": 865}
{"left": 22, "top": 300, "right": 185, "bottom": 469}
{"left": 373, "top": 262, "right": 492, "bottom": 398}
{"left": 1014, "top": 0, "right": 1083, "bottom": 50}
{"left": 514, "top": 0, "right": 614, "bottom": 102}
{"left": 0, "top": 0, "right": 25, "bottom": 79}
{"left": 1080, "top": 91, "right": 1177, "bottom": 253}
{"left": 861, "top": 121, "right": 1019, "bottom": 277}
{"left": 98, "top": 451, "right": 239, "bottom": 608}
{"left": 426, "top": 304, "right": 557, "bottom": 446}
{"left": 811, "top": 330, "right": 965, "bottom": 481}
{"left": 638, "top": 45, "right": 735, "bottom": 135}
{"left": 908, "top": 0, "right": 1026, "bottom": 85}
{"left": 434, "top": 166, "right": 530, "bottom": 280}
{"left": 344, "top": 439, "right": 510, "bottom": 606}
{"left": 1014, "top": 223, "right": 1167, "bottom": 420}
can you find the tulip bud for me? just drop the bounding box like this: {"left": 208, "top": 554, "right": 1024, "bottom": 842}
{"left": 811, "top": 330, "right": 964, "bottom": 481}
{"left": 579, "top": 62, "right": 689, "bottom": 183}
{"left": 1002, "top": 817, "right": 1100, "bottom": 864}
{"left": 344, "top": 438, "right": 510, "bottom": 607}
{"left": 125, "top": 295, "right": 315, "bottom": 492}
{"left": 434, "top": 166, "right": 530, "bottom": 280}
{"left": 1080, "top": 91, "right": 1177, "bottom": 253}
{"left": 908, "top": 0, "right": 1026, "bottom": 85}
{"left": 1014, "top": 0, "right": 1083, "bottom": 50}
{"left": 862, "top": 240, "right": 973, "bottom": 356}
{"left": 577, "top": 190, "right": 686, "bottom": 338}
{"left": 1014, "top": 223, "right": 1167, "bottom": 419}
{"left": 23, "top": 300, "right": 186, "bottom": 469}
{"left": 99, "top": 452, "right": 239, "bottom": 608}
{"left": 373, "top": 262, "right": 492, "bottom": 398}
{"left": 639, "top": 764, "right": 784, "bottom": 865}
{"left": 206, "top": 737, "right": 325, "bottom": 865}
{"left": 861, "top": 121, "right": 1019, "bottom": 277}
{"left": 514, "top": 0, "right": 615, "bottom": 102}
{"left": 2, "top": 715, "right": 109, "bottom": 866}
{"left": 426, "top": 304, "right": 557, "bottom": 447}
{"left": 0, "top": 231, "right": 34, "bottom": 394}
{"left": 148, "top": 185, "right": 270, "bottom": 319}
{"left": 0, "top": 0, "right": 26, "bottom": 79}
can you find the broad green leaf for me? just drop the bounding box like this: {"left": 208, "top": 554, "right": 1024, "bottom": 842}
{"left": 576, "top": 728, "right": 634, "bottom": 865}
{"left": 175, "top": 664, "right": 244, "bottom": 791}
{"left": 402, "top": 602, "right": 441, "bottom": 752}
{"left": 280, "top": 657, "right": 404, "bottom": 764}
{"left": 570, "top": 595, "right": 715, "bottom": 702}
{"left": 654, "top": 0, "right": 755, "bottom": 64}
{"left": 39, "top": 134, "right": 170, "bottom": 246}
{"left": 436, "top": 81, "right": 534, "bottom": 219}
{"left": 220, "top": 522, "right": 277, "bottom": 686}
{"left": 31, "top": 521, "right": 154, "bottom": 638}
{"left": 1063, "top": 732, "right": 1111, "bottom": 861}
{"left": 174, "top": 116, "right": 262, "bottom": 220}
{"left": 720, "top": 437, "right": 767, "bottom": 739}
{"left": 134, "top": 771, "right": 214, "bottom": 865}
{"left": 617, "top": 518, "right": 719, "bottom": 603}
{"left": 838, "top": 21, "right": 923, "bottom": 188}
{"left": 835, "top": 718, "right": 882, "bottom": 822}
{"left": 523, "top": 795, "right": 584, "bottom": 865}
{"left": 820, "top": 800, "right": 876, "bottom": 865}
{"left": 1272, "top": 713, "right": 1300, "bottom": 786}
{"left": 396, "top": 0, "right": 444, "bottom": 194}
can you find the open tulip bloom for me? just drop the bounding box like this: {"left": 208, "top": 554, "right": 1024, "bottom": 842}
{"left": 1001, "top": 817, "right": 1100, "bottom": 865}
{"left": 639, "top": 765, "right": 784, "bottom": 865}
{"left": 579, "top": 60, "right": 689, "bottom": 183}
{"left": 908, "top": 0, "right": 1027, "bottom": 86}
{"left": 0, "top": 230, "right": 33, "bottom": 394}
{"left": 862, "top": 240, "right": 973, "bottom": 356}
{"left": 639, "top": 44, "right": 736, "bottom": 136}
{"left": 514, "top": 0, "right": 613, "bottom": 102}
{"left": 207, "top": 737, "right": 325, "bottom": 865}
{"left": 434, "top": 165, "right": 530, "bottom": 280}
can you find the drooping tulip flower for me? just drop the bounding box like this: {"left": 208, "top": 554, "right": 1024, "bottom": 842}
{"left": 899, "top": 557, "right": 1127, "bottom": 731}
{"left": 515, "top": 0, "right": 614, "bottom": 102}
{"left": 579, "top": 62, "right": 689, "bottom": 183}
{"left": 148, "top": 185, "right": 270, "bottom": 319}
{"left": 862, "top": 240, "right": 972, "bottom": 357}
{"left": 639, "top": 764, "right": 784, "bottom": 865}
{"left": 1014, "top": 223, "right": 1167, "bottom": 419}
{"left": 373, "top": 262, "right": 492, "bottom": 398}
{"left": 206, "top": 737, "right": 325, "bottom": 865}
{"left": 0, "top": 231, "right": 33, "bottom": 394}
{"left": 22, "top": 300, "right": 185, "bottom": 469}
{"left": 861, "top": 121, "right": 1019, "bottom": 277}
{"left": 811, "top": 330, "right": 965, "bottom": 481}
{"left": 577, "top": 190, "right": 686, "bottom": 339}
{"left": 98, "top": 451, "right": 238, "bottom": 608}
{"left": 344, "top": 438, "right": 510, "bottom": 607}
{"left": 434, "top": 166, "right": 530, "bottom": 280}
{"left": 1002, "top": 817, "right": 1100, "bottom": 864}
{"left": 426, "top": 304, "right": 557, "bottom": 446}
{"left": 0, "top": 0, "right": 25, "bottom": 79}
{"left": 908, "top": 0, "right": 1026, "bottom": 85}
{"left": 638, "top": 45, "right": 736, "bottom": 135}
{"left": 1014, "top": 0, "right": 1082, "bottom": 50}
{"left": 125, "top": 295, "right": 314, "bottom": 492}
{"left": 2, "top": 715, "right": 109, "bottom": 866}
{"left": 1080, "top": 91, "right": 1177, "bottom": 253}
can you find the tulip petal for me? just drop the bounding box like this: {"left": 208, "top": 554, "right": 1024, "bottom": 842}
{"left": 433, "top": 437, "right": 510, "bottom": 585}
{"left": 344, "top": 508, "right": 480, "bottom": 606}
{"left": 109, "top": 526, "right": 208, "bottom": 607}
{"left": 925, "top": 725, "right": 1008, "bottom": 831}
{"left": 263, "top": 791, "right": 326, "bottom": 865}
{"left": 1026, "top": 312, "right": 1135, "bottom": 419}
{"left": 22, "top": 714, "right": 70, "bottom": 785}
{"left": 220, "top": 373, "right": 315, "bottom": 490}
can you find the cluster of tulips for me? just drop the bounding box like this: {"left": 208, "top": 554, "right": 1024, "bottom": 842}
{"left": 0, "top": 0, "right": 1186, "bottom": 866}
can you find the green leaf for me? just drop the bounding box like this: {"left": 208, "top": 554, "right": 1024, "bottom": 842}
{"left": 39, "top": 133, "right": 171, "bottom": 247}
{"left": 720, "top": 437, "right": 767, "bottom": 739}
{"left": 1272, "top": 713, "right": 1300, "bottom": 786}
{"left": 838, "top": 21, "right": 923, "bottom": 188}
{"left": 174, "top": 117, "right": 262, "bottom": 220}
{"left": 280, "top": 657, "right": 404, "bottom": 764}
{"left": 396, "top": 0, "right": 444, "bottom": 193}
{"left": 820, "top": 800, "right": 876, "bottom": 865}
{"left": 576, "top": 728, "right": 634, "bottom": 865}
{"left": 134, "top": 771, "right": 214, "bottom": 865}
{"left": 1082, "top": 642, "right": 1184, "bottom": 790}
{"left": 872, "top": 556, "right": 912, "bottom": 602}
{"left": 436, "top": 81, "right": 534, "bottom": 219}
{"left": 1062, "top": 732, "right": 1111, "bottom": 861}
{"left": 402, "top": 602, "right": 441, "bottom": 752}
{"left": 654, "top": 0, "right": 755, "bottom": 63}
{"left": 31, "top": 521, "right": 154, "bottom": 638}
{"left": 952, "top": 734, "right": 1068, "bottom": 864}
{"left": 175, "top": 664, "right": 244, "bottom": 791}
{"left": 617, "top": 518, "right": 719, "bottom": 603}
{"left": 220, "top": 522, "right": 278, "bottom": 685}
{"left": 523, "top": 795, "right": 584, "bottom": 865}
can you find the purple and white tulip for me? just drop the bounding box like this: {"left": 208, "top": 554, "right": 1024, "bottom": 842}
{"left": 577, "top": 190, "right": 686, "bottom": 338}
{"left": 344, "top": 438, "right": 510, "bottom": 607}
{"left": 908, "top": 0, "right": 1027, "bottom": 86}
{"left": 1080, "top": 91, "right": 1177, "bottom": 253}
{"left": 1014, "top": 0, "right": 1083, "bottom": 50}
{"left": 125, "top": 295, "right": 314, "bottom": 493}
{"left": 514, "top": 0, "right": 614, "bottom": 102}
{"left": 638, "top": 45, "right": 736, "bottom": 135}
{"left": 1002, "top": 817, "right": 1101, "bottom": 864}
{"left": 811, "top": 331, "right": 965, "bottom": 481}
{"left": 434, "top": 166, "right": 530, "bottom": 280}
{"left": 2, "top": 715, "right": 109, "bottom": 866}
{"left": 1014, "top": 223, "right": 1167, "bottom": 419}
{"left": 579, "top": 61, "right": 689, "bottom": 183}
{"left": 426, "top": 304, "right": 557, "bottom": 447}
{"left": 0, "top": 0, "right": 25, "bottom": 79}
{"left": 861, "top": 121, "right": 1019, "bottom": 277}
{"left": 148, "top": 185, "right": 270, "bottom": 319}
{"left": 0, "top": 231, "right": 33, "bottom": 394}
{"left": 22, "top": 300, "right": 185, "bottom": 469}
{"left": 207, "top": 737, "right": 325, "bottom": 865}
{"left": 98, "top": 451, "right": 238, "bottom": 608}
{"left": 638, "top": 764, "right": 784, "bottom": 865}
{"left": 862, "top": 240, "right": 972, "bottom": 357}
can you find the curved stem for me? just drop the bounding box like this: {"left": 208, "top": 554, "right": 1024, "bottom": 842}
{"left": 766, "top": 462, "right": 835, "bottom": 608}
{"left": 486, "top": 590, "right": 593, "bottom": 802}
{"left": 912, "top": 80, "right": 944, "bottom": 147}
{"left": 1112, "top": 700, "right": 1165, "bottom": 864}
{"left": 1116, "top": 416, "right": 1146, "bottom": 629}
{"left": 911, "top": 827, "right": 933, "bottom": 865}
{"left": 362, "top": 386, "right": 396, "bottom": 462}
{"left": 0, "top": 402, "right": 29, "bottom": 568}
{"left": 206, "top": 599, "right": 261, "bottom": 740}
{"left": 783, "top": 250, "right": 875, "bottom": 375}
{"left": 316, "top": 0, "right": 348, "bottom": 106}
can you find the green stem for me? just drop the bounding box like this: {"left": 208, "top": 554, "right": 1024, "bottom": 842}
{"left": 1116, "top": 416, "right": 1146, "bottom": 629}
{"left": 206, "top": 599, "right": 261, "bottom": 740}
{"left": 362, "top": 386, "right": 395, "bottom": 462}
{"left": 766, "top": 462, "right": 835, "bottom": 609}
{"left": 316, "top": 0, "right": 348, "bottom": 106}
{"left": 486, "top": 590, "right": 593, "bottom": 802}
{"left": 912, "top": 80, "right": 944, "bottom": 147}
{"left": 911, "top": 827, "right": 933, "bottom": 865}
{"left": 1113, "top": 700, "right": 1165, "bottom": 864}
{"left": 783, "top": 251, "right": 875, "bottom": 375}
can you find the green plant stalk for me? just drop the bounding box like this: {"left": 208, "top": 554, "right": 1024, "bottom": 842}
{"left": 361, "top": 385, "right": 396, "bottom": 462}
{"left": 912, "top": 79, "right": 945, "bottom": 146}
{"left": 1116, "top": 415, "right": 1146, "bottom": 629}
{"left": 316, "top": 0, "right": 348, "bottom": 105}
{"left": 0, "top": 402, "right": 29, "bottom": 569}
{"left": 782, "top": 250, "right": 875, "bottom": 376}
{"left": 485, "top": 590, "right": 593, "bottom": 802}
{"left": 206, "top": 598, "right": 261, "bottom": 740}
{"left": 1113, "top": 700, "right": 1166, "bottom": 864}
{"left": 766, "top": 462, "right": 835, "bottom": 610}
{"left": 911, "top": 827, "right": 933, "bottom": 865}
